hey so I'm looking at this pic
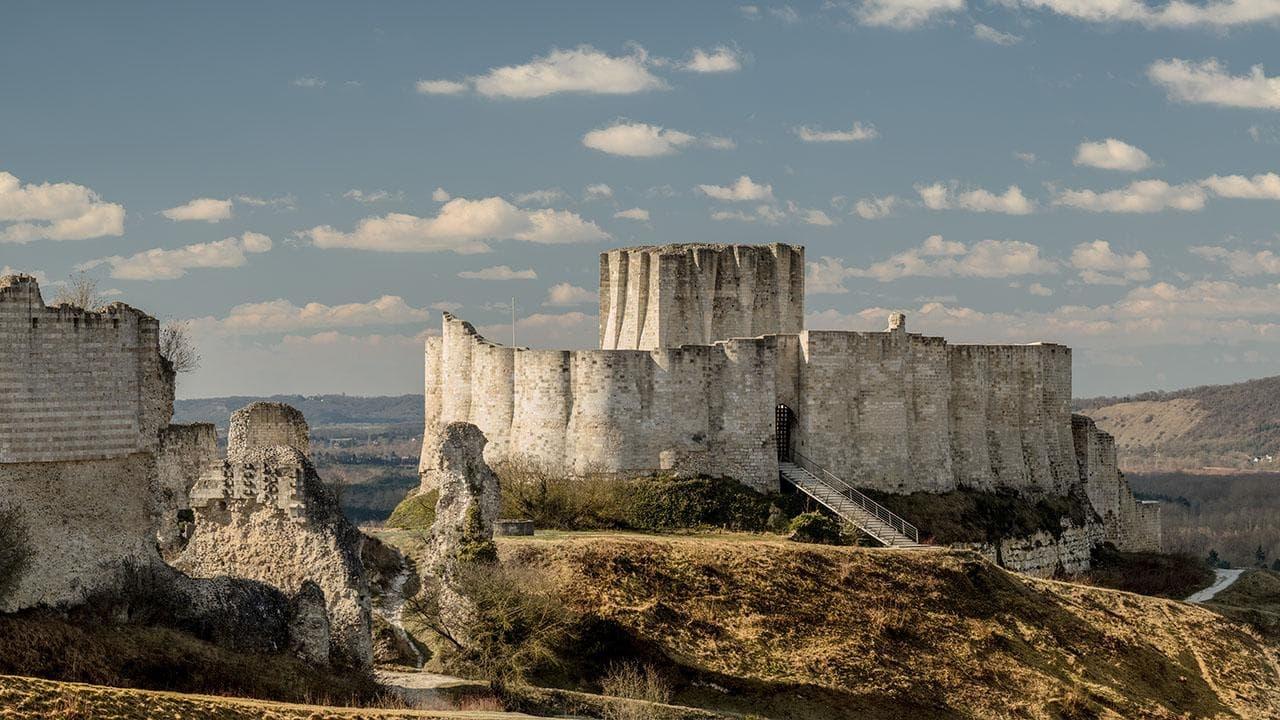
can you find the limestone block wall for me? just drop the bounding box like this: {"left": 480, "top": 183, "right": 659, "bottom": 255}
{"left": 227, "top": 402, "right": 310, "bottom": 457}
{"left": 423, "top": 314, "right": 780, "bottom": 492}
{"left": 599, "top": 243, "right": 804, "bottom": 350}
{"left": 155, "top": 423, "right": 219, "bottom": 557}
{"left": 0, "top": 275, "right": 173, "bottom": 463}
{"left": 1072, "top": 414, "right": 1162, "bottom": 552}
{"left": 790, "top": 327, "right": 1073, "bottom": 496}
{"left": 960, "top": 522, "right": 1103, "bottom": 578}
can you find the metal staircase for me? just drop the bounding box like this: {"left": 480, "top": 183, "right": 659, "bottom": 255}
{"left": 780, "top": 452, "right": 922, "bottom": 548}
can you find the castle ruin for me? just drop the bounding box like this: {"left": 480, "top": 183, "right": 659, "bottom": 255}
{"left": 423, "top": 243, "right": 1161, "bottom": 566}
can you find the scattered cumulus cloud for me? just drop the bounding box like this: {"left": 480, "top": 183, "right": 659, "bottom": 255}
{"left": 582, "top": 121, "right": 731, "bottom": 157}
{"left": 840, "top": 0, "right": 966, "bottom": 29}
{"left": 614, "top": 207, "right": 650, "bottom": 221}
{"left": 793, "top": 122, "right": 878, "bottom": 142}
{"left": 807, "top": 235, "right": 1057, "bottom": 293}
{"left": 1028, "top": 282, "right": 1054, "bottom": 296}
{"left": 853, "top": 195, "right": 899, "bottom": 219}
{"left": 1053, "top": 179, "right": 1206, "bottom": 213}
{"left": 161, "top": 197, "right": 233, "bottom": 223}
{"left": 418, "top": 45, "right": 667, "bottom": 99}
{"left": 432, "top": 187, "right": 452, "bottom": 202}
{"left": 973, "top": 23, "right": 1022, "bottom": 44}
{"left": 292, "top": 77, "right": 325, "bottom": 88}
{"left": 301, "top": 196, "right": 607, "bottom": 253}
{"left": 0, "top": 170, "right": 125, "bottom": 243}
{"left": 697, "top": 175, "right": 774, "bottom": 202}
{"left": 583, "top": 183, "right": 614, "bottom": 201}
{"left": 458, "top": 265, "right": 538, "bottom": 280}
{"left": 1191, "top": 245, "right": 1280, "bottom": 276}
{"left": 78, "top": 232, "right": 272, "bottom": 281}
{"left": 1015, "top": 151, "right": 1037, "bottom": 165}
{"left": 916, "top": 182, "right": 1035, "bottom": 214}
{"left": 1070, "top": 240, "right": 1151, "bottom": 284}
{"left": 344, "top": 189, "right": 403, "bottom": 204}
{"left": 512, "top": 188, "right": 568, "bottom": 206}
{"left": 196, "top": 295, "right": 430, "bottom": 335}
{"left": 681, "top": 46, "right": 743, "bottom": 73}
{"left": 1148, "top": 59, "right": 1280, "bottom": 110}
{"left": 1074, "top": 139, "right": 1152, "bottom": 171}
{"left": 544, "top": 282, "right": 596, "bottom": 306}
{"left": 1200, "top": 172, "right": 1280, "bottom": 199}
{"left": 1005, "top": 0, "right": 1280, "bottom": 29}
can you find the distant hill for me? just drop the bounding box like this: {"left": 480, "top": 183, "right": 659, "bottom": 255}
{"left": 1075, "top": 375, "right": 1280, "bottom": 471}
{"left": 174, "top": 394, "right": 423, "bottom": 434}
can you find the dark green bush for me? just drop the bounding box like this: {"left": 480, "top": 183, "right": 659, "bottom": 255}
{"left": 863, "top": 488, "right": 1095, "bottom": 544}
{"left": 626, "top": 476, "right": 782, "bottom": 532}
{"left": 787, "top": 512, "right": 844, "bottom": 545}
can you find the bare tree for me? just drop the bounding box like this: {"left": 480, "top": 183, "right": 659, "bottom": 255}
{"left": 52, "top": 272, "right": 102, "bottom": 310}
{"left": 159, "top": 320, "right": 201, "bottom": 374}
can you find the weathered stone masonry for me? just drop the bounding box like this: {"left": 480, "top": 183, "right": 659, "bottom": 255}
{"left": 423, "top": 243, "right": 1162, "bottom": 557}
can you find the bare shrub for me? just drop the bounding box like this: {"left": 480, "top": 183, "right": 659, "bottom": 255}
{"left": 159, "top": 319, "right": 200, "bottom": 374}
{"left": 0, "top": 503, "right": 33, "bottom": 604}
{"left": 406, "top": 563, "right": 574, "bottom": 686}
{"left": 52, "top": 272, "right": 101, "bottom": 310}
{"left": 495, "top": 459, "right": 630, "bottom": 530}
{"left": 600, "top": 660, "right": 673, "bottom": 720}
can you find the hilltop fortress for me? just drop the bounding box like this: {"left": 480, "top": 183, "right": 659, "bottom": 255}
{"left": 423, "top": 243, "right": 1161, "bottom": 561}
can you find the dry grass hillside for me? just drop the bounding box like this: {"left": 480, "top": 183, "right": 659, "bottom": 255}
{"left": 490, "top": 534, "right": 1280, "bottom": 720}
{"left": 1076, "top": 374, "right": 1280, "bottom": 470}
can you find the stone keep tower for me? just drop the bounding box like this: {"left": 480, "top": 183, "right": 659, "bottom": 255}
{"left": 598, "top": 243, "right": 805, "bottom": 350}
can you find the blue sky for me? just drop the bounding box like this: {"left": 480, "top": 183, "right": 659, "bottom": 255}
{"left": 2, "top": 0, "right": 1278, "bottom": 398}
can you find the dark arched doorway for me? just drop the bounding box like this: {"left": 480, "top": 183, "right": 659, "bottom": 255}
{"left": 775, "top": 404, "right": 794, "bottom": 462}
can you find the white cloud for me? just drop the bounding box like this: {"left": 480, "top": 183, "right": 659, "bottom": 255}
{"left": 1074, "top": 138, "right": 1152, "bottom": 171}
{"left": 850, "top": 0, "right": 966, "bottom": 28}
{"left": 793, "top": 122, "right": 878, "bottom": 142}
{"left": 682, "top": 46, "right": 743, "bottom": 73}
{"left": 235, "top": 194, "right": 295, "bottom": 210}
{"left": 1200, "top": 172, "right": 1280, "bottom": 199}
{"left": 545, "top": 282, "right": 596, "bottom": 306}
{"left": 344, "top": 189, "right": 402, "bottom": 204}
{"left": 740, "top": 5, "right": 762, "bottom": 19}
{"left": 583, "top": 183, "right": 614, "bottom": 200}
{"left": 916, "top": 182, "right": 1036, "bottom": 214}
{"left": 973, "top": 23, "right": 1022, "bottom": 44}
{"left": 513, "top": 188, "right": 568, "bottom": 205}
{"left": 582, "top": 121, "right": 724, "bottom": 157}
{"left": 422, "top": 45, "right": 667, "bottom": 100}
{"left": 432, "top": 187, "right": 452, "bottom": 202}
{"left": 1006, "top": 0, "right": 1280, "bottom": 29}
{"left": 416, "top": 79, "right": 469, "bottom": 95}
{"left": 614, "top": 207, "right": 650, "bottom": 221}
{"left": 78, "top": 232, "right": 272, "bottom": 281}
{"left": 0, "top": 170, "right": 126, "bottom": 244}
{"left": 807, "top": 235, "right": 1057, "bottom": 293}
{"left": 853, "top": 195, "right": 899, "bottom": 219}
{"left": 1015, "top": 151, "right": 1037, "bottom": 165}
{"left": 195, "top": 295, "right": 430, "bottom": 335}
{"left": 798, "top": 208, "right": 836, "bottom": 226}
{"left": 697, "top": 175, "right": 774, "bottom": 202}
{"left": 458, "top": 265, "right": 538, "bottom": 280}
{"left": 1028, "top": 282, "right": 1054, "bottom": 296}
{"left": 301, "top": 196, "right": 607, "bottom": 253}
{"left": 161, "top": 197, "right": 233, "bottom": 223}
{"left": 1148, "top": 59, "right": 1280, "bottom": 110}
{"left": 1053, "top": 179, "right": 1206, "bottom": 213}
{"left": 710, "top": 205, "right": 785, "bottom": 224}
{"left": 1070, "top": 240, "right": 1151, "bottom": 285}
{"left": 475, "top": 310, "right": 598, "bottom": 349}
{"left": 292, "top": 77, "right": 325, "bottom": 88}
{"left": 1191, "top": 245, "right": 1280, "bottom": 276}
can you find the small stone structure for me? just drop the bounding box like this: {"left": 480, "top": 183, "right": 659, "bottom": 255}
{"left": 495, "top": 519, "right": 535, "bottom": 536}
{"left": 422, "top": 243, "right": 1163, "bottom": 566}
{"left": 176, "top": 403, "right": 375, "bottom": 670}
{"left": 423, "top": 422, "right": 500, "bottom": 645}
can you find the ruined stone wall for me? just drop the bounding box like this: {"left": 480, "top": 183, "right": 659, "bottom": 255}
{"left": 599, "top": 243, "right": 804, "bottom": 350}
{"left": 0, "top": 275, "right": 172, "bottom": 463}
{"left": 790, "top": 326, "right": 1073, "bottom": 496}
{"left": 423, "top": 314, "right": 780, "bottom": 492}
{"left": 960, "top": 521, "right": 1104, "bottom": 579}
{"left": 155, "top": 423, "right": 219, "bottom": 557}
{"left": 227, "top": 402, "right": 310, "bottom": 457}
{"left": 1072, "top": 414, "right": 1162, "bottom": 552}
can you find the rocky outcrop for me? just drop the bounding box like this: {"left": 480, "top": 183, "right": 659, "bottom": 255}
{"left": 423, "top": 422, "right": 500, "bottom": 644}
{"left": 175, "top": 405, "right": 374, "bottom": 670}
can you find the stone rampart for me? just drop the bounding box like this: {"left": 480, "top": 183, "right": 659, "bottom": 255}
{"left": 599, "top": 243, "right": 804, "bottom": 350}
{"left": 155, "top": 423, "right": 219, "bottom": 558}
{"left": 423, "top": 313, "right": 780, "bottom": 492}
{"left": 0, "top": 275, "right": 172, "bottom": 463}
{"left": 1072, "top": 414, "right": 1162, "bottom": 552}
{"left": 227, "top": 402, "right": 310, "bottom": 457}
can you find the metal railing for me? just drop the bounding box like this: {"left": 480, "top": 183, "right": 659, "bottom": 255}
{"left": 785, "top": 450, "right": 920, "bottom": 544}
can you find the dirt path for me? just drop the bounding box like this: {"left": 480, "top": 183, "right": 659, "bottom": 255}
{"left": 1187, "top": 568, "right": 1247, "bottom": 603}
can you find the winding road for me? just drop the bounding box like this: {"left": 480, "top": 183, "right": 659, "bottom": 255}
{"left": 1186, "top": 568, "right": 1246, "bottom": 603}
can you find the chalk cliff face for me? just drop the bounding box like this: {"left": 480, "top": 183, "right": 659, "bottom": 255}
{"left": 599, "top": 243, "right": 805, "bottom": 351}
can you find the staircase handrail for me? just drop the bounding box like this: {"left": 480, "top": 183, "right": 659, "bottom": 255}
{"left": 788, "top": 451, "right": 920, "bottom": 544}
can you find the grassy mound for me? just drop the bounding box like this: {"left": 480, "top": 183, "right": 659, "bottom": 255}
{"left": 386, "top": 489, "right": 439, "bottom": 529}
{"left": 487, "top": 534, "right": 1280, "bottom": 719}
{"left": 1208, "top": 569, "right": 1280, "bottom": 641}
